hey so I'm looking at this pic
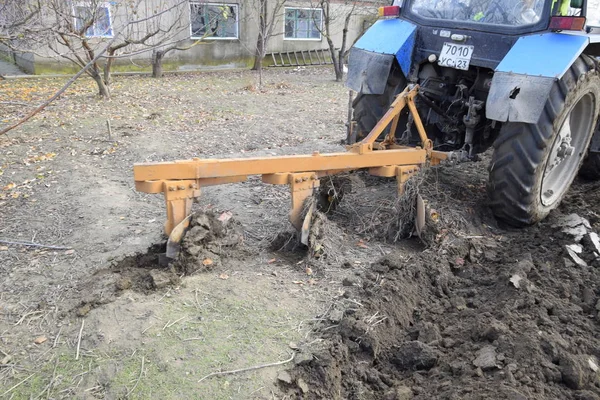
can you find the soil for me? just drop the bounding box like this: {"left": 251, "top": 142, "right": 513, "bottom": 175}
{"left": 283, "top": 162, "right": 600, "bottom": 400}
{"left": 1, "top": 67, "right": 600, "bottom": 399}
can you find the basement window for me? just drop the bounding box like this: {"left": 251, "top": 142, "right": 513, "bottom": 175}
{"left": 190, "top": 3, "right": 239, "bottom": 39}
{"left": 284, "top": 8, "right": 322, "bottom": 40}
{"left": 73, "top": 3, "right": 113, "bottom": 38}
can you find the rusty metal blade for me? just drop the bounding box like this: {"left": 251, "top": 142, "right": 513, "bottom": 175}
{"left": 300, "top": 200, "right": 316, "bottom": 246}
{"left": 166, "top": 214, "right": 192, "bottom": 259}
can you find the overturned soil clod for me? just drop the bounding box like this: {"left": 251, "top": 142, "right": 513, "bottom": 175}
{"left": 173, "top": 211, "right": 244, "bottom": 275}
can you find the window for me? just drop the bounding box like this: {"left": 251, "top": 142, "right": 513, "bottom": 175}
{"left": 73, "top": 4, "right": 113, "bottom": 37}
{"left": 587, "top": 0, "right": 600, "bottom": 26}
{"left": 190, "top": 3, "right": 239, "bottom": 39}
{"left": 284, "top": 8, "right": 322, "bottom": 40}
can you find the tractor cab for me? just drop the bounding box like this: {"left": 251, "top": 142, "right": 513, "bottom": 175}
{"left": 392, "top": 0, "right": 597, "bottom": 32}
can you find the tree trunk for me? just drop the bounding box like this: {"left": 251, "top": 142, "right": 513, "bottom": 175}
{"left": 338, "top": 13, "right": 351, "bottom": 82}
{"left": 91, "top": 71, "right": 110, "bottom": 98}
{"left": 252, "top": 52, "right": 263, "bottom": 72}
{"left": 326, "top": 36, "right": 342, "bottom": 82}
{"left": 104, "top": 50, "right": 114, "bottom": 87}
{"left": 152, "top": 50, "right": 164, "bottom": 78}
{"left": 322, "top": 2, "right": 343, "bottom": 82}
{"left": 252, "top": 0, "right": 268, "bottom": 71}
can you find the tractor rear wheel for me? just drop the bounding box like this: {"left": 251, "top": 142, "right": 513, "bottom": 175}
{"left": 349, "top": 65, "right": 406, "bottom": 144}
{"left": 488, "top": 56, "right": 600, "bottom": 226}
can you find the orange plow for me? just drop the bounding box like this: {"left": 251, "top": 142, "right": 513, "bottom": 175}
{"left": 133, "top": 86, "right": 448, "bottom": 250}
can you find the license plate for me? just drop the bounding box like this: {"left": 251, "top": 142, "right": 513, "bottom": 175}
{"left": 438, "top": 42, "right": 474, "bottom": 71}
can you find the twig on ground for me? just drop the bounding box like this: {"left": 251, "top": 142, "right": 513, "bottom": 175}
{"left": 125, "top": 356, "right": 145, "bottom": 398}
{"left": 106, "top": 119, "right": 112, "bottom": 141}
{"left": 0, "top": 240, "right": 72, "bottom": 250}
{"left": 343, "top": 298, "right": 364, "bottom": 307}
{"left": 14, "top": 310, "right": 44, "bottom": 326}
{"left": 1, "top": 373, "right": 35, "bottom": 397}
{"left": 157, "top": 289, "right": 172, "bottom": 303}
{"left": 75, "top": 319, "right": 85, "bottom": 361}
{"left": 141, "top": 324, "right": 153, "bottom": 335}
{"left": 53, "top": 326, "right": 63, "bottom": 348}
{"left": 182, "top": 337, "right": 204, "bottom": 342}
{"left": 0, "top": 101, "right": 30, "bottom": 106}
{"left": 198, "top": 352, "right": 295, "bottom": 383}
{"left": 162, "top": 316, "right": 186, "bottom": 330}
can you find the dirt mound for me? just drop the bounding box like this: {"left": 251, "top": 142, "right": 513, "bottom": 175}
{"left": 281, "top": 164, "right": 600, "bottom": 399}
{"left": 173, "top": 211, "right": 244, "bottom": 274}
{"left": 70, "top": 212, "right": 245, "bottom": 317}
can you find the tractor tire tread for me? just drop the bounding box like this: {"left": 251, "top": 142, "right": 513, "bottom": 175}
{"left": 488, "top": 55, "right": 599, "bottom": 227}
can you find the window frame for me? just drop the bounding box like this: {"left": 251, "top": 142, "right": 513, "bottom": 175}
{"left": 283, "top": 7, "right": 323, "bottom": 41}
{"left": 189, "top": 2, "right": 240, "bottom": 40}
{"left": 73, "top": 3, "right": 114, "bottom": 38}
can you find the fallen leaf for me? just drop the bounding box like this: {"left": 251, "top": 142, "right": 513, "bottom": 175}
{"left": 34, "top": 336, "right": 47, "bottom": 344}
{"left": 64, "top": 249, "right": 75, "bottom": 255}
{"left": 267, "top": 258, "right": 277, "bottom": 264}
{"left": 219, "top": 273, "right": 229, "bottom": 280}
{"left": 292, "top": 280, "right": 304, "bottom": 285}
{"left": 11, "top": 192, "right": 21, "bottom": 198}
{"left": 305, "top": 267, "right": 313, "bottom": 276}
{"left": 3, "top": 183, "right": 15, "bottom": 191}
{"left": 202, "top": 258, "right": 214, "bottom": 266}
{"left": 356, "top": 240, "right": 368, "bottom": 249}
{"left": 217, "top": 211, "right": 233, "bottom": 223}
{"left": 0, "top": 246, "right": 8, "bottom": 251}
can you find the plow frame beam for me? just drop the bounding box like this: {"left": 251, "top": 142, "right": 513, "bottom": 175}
{"left": 134, "top": 86, "right": 448, "bottom": 235}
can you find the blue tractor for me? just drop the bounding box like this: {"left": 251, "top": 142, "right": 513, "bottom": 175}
{"left": 346, "top": 0, "right": 600, "bottom": 227}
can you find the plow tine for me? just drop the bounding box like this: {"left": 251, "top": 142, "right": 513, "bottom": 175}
{"left": 415, "top": 194, "right": 425, "bottom": 238}
{"left": 300, "top": 199, "right": 316, "bottom": 246}
{"left": 166, "top": 214, "right": 192, "bottom": 260}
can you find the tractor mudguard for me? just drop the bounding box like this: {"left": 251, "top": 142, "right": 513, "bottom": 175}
{"left": 487, "top": 33, "right": 589, "bottom": 124}
{"left": 346, "top": 19, "right": 417, "bottom": 95}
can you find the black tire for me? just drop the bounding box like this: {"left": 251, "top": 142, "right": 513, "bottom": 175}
{"left": 349, "top": 64, "right": 407, "bottom": 144}
{"left": 488, "top": 56, "right": 600, "bottom": 226}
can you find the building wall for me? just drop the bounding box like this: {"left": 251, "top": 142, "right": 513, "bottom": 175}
{"left": 9, "top": 0, "right": 382, "bottom": 74}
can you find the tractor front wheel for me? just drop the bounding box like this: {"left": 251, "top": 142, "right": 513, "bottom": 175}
{"left": 488, "top": 56, "right": 600, "bottom": 226}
